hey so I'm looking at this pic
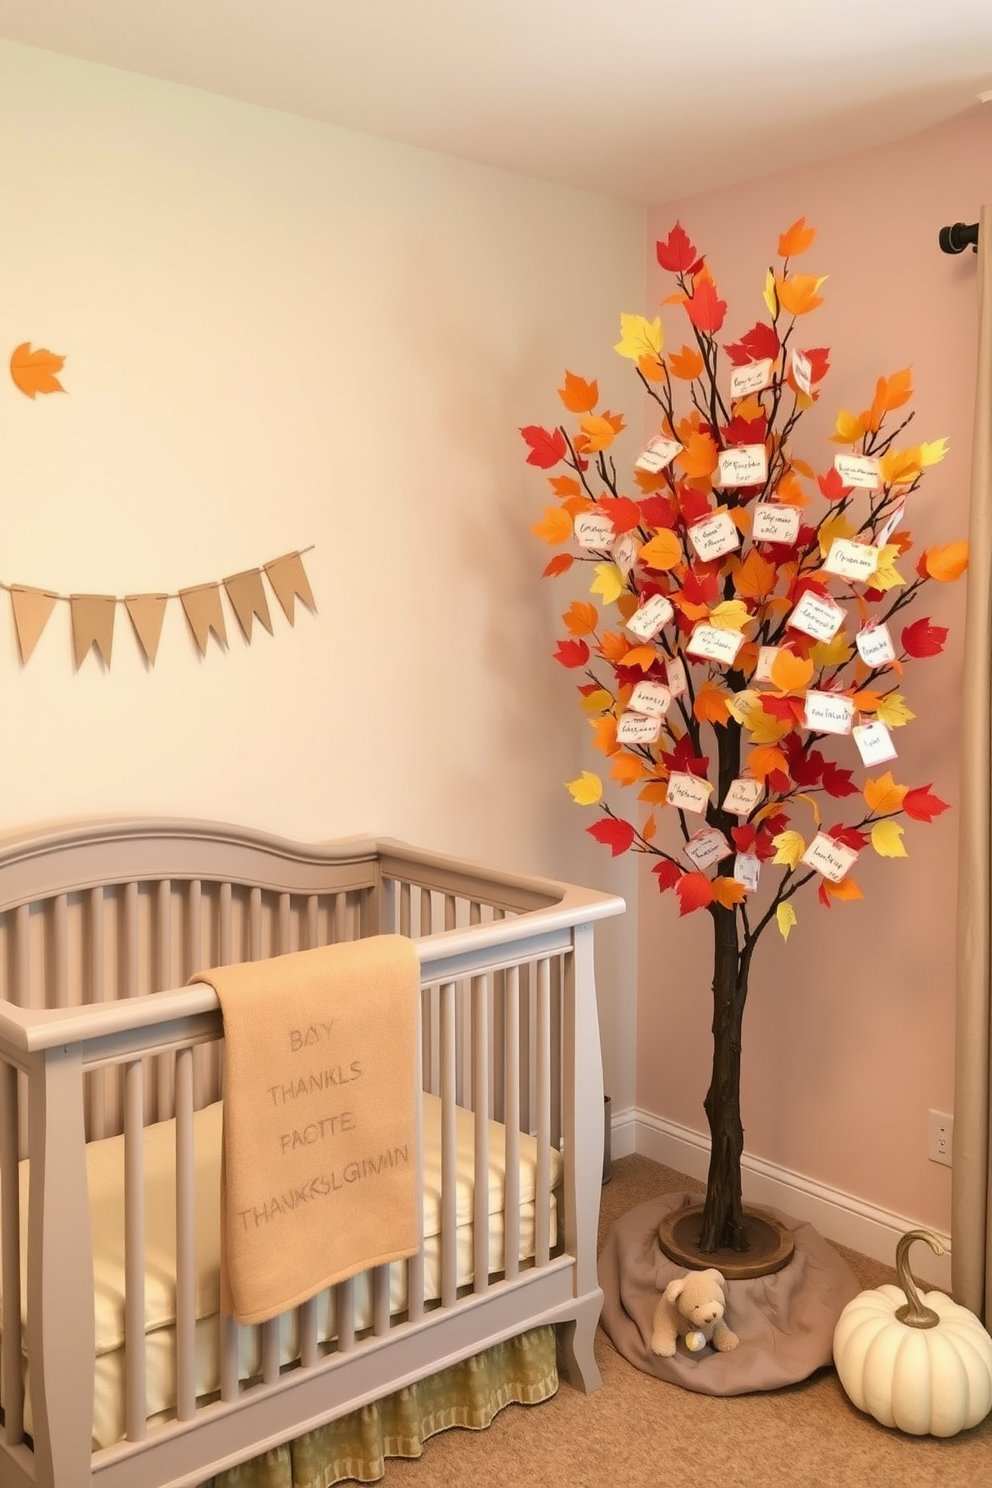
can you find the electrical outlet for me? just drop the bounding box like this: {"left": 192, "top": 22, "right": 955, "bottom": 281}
{"left": 928, "top": 1110, "right": 953, "bottom": 1167}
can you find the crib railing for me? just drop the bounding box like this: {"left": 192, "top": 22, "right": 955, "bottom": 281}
{"left": 0, "top": 825, "right": 623, "bottom": 1488}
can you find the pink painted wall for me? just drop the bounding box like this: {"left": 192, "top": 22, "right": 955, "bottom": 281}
{"left": 638, "top": 104, "right": 992, "bottom": 1232}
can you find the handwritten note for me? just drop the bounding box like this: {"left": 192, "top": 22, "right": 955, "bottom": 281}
{"left": 734, "top": 853, "right": 761, "bottom": 892}
{"left": 853, "top": 720, "right": 898, "bottom": 765}
{"left": 834, "top": 454, "right": 881, "bottom": 491}
{"left": 574, "top": 512, "right": 615, "bottom": 550}
{"left": 616, "top": 711, "right": 663, "bottom": 745}
{"left": 752, "top": 502, "right": 801, "bottom": 545}
{"left": 787, "top": 591, "right": 845, "bottom": 642}
{"left": 730, "top": 358, "right": 773, "bottom": 399}
{"left": 612, "top": 531, "right": 639, "bottom": 578}
{"left": 801, "top": 833, "right": 859, "bottom": 883}
{"left": 688, "top": 510, "right": 741, "bottom": 561}
{"left": 687, "top": 624, "right": 745, "bottom": 665}
{"left": 754, "top": 646, "right": 782, "bottom": 682}
{"left": 791, "top": 348, "right": 812, "bottom": 395}
{"left": 627, "top": 593, "right": 675, "bottom": 640}
{"left": 684, "top": 828, "right": 733, "bottom": 871}
{"left": 803, "top": 689, "right": 854, "bottom": 736}
{"left": 875, "top": 499, "right": 906, "bottom": 550}
{"left": 855, "top": 623, "right": 896, "bottom": 667}
{"left": 666, "top": 772, "right": 713, "bottom": 814}
{"left": 630, "top": 680, "right": 672, "bottom": 717}
{"left": 823, "top": 538, "right": 880, "bottom": 583}
{"left": 635, "top": 435, "right": 682, "bottom": 473}
{"left": 666, "top": 656, "right": 688, "bottom": 699}
{"left": 718, "top": 444, "right": 768, "bottom": 488}
{"left": 722, "top": 777, "right": 764, "bottom": 816}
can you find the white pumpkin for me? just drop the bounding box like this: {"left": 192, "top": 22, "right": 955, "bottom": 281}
{"left": 833, "top": 1229, "right": 992, "bottom": 1437}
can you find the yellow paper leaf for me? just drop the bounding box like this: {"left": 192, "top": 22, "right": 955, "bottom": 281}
{"left": 771, "top": 830, "right": 806, "bottom": 868}
{"left": 818, "top": 511, "right": 855, "bottom": 557}
{"left": 924, "top": 542, "right": 969, "bottom": 582}
{"left": 769, "top": 650, "right": 813, "bottom": 695}
{"left": 763, "top": 269, "right": 778, "bottom": 319}
{"left": 868, "top": 544, "right": 905, "bottom": 592}
{"left": 746, "top": 709, "right": 791, "bottom": 745}
{"left": 874, "top": 693, "right": 915, "bottom": 729}
{"left": 809, "top": 633, "right": 853, "bottom": 667}
{"left": 615, "top": 313, "right": 663, "bottom": 362}
{"left": 639, "top": 529, "right": 683, "bottom": 572}
{"left": 727, "top": 689, "right": 762, "bottom": 726}
{"left": 591, "top": 562, "right": 624, "bottom": 605}
{"left": 776, "top": 902, "right": 797, "bottom": 941}
{"left": 776, "top": 274, "right": 827, "bottom": 316}
{"left": 558, "top": 371, "right": 599, "bottom": 413}
{"left": 796, "top": 791, "right": 821, "bottom": 826}
{"left": 709, "top": 599, "right": 750, "bottom": 632}
{"left": 532, "top": 506, "right": 573, "bottom": 545}
{"left": 863, "top": 771, "right": 907, "bottom": 815}
{"left": 871, "top": 819, "right": 908, "bottom": 858}
{"left": 566, "top": 771, "right": 603, "bottom": 806}
{"left": 712, "top": 878, "right": 748, "bottom": 908}
{"left": 878, "top": 447, "right": 922, "bottom": 487}
{"left": 562, "top": 600, "right": 598, "bottom": 636}
{"left": 831, "top": 409, "right": 866, "bottom": 445}
{"left": 580, "top": 688, "right": 613, "bottom": 713}
{"left": 920, "top": 438, "right": 949, "bottom": 468}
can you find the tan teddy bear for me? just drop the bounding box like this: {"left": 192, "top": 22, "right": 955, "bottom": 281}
{"left": 650, "top": 1267, "right": 740, "bottom": 1358}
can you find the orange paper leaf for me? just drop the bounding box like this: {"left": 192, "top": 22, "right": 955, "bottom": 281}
{"left": 10, "top": 342, "right": 66, "bottom": 398}
{"left": 777, "top": 218, "right": 817, "bottom": 258}
{"left": 924, "top": 542, "right": 969, "bottom": 582}
{"left": 711, "top": 877, "right": 748, "bottom": 909}
{"left": 669, "top": 345, "right": 705, "bottom": 380}
{"left": 562, "top": 600, "right": 598, "bottom": 636}
{"left": 558, "top": 371, "right": 599, "bottom": 413}
{"left": 775, "top": 274, "right": 826, "bottom": 317}
{"left": 733, "top": 548, "right": 777, "bottom": 601}
{"left": 693, "top": 680, "right": 731, "bottom": 725}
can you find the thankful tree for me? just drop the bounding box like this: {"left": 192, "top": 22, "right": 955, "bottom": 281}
{"left": 523, "top": 218, "right": 968, "bottom": 1262}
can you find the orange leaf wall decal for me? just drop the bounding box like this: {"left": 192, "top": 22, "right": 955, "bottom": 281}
{"left": 10, "top": 342, "right": 66, "bottom": 398}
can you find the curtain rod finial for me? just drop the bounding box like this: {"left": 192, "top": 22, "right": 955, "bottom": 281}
{"left": 939, "top": 222, "right": 980, "bottom": 255}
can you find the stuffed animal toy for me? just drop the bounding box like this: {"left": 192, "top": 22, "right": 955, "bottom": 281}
{"left": 650, "top": 1267, "right": 740, "bottom": 1358}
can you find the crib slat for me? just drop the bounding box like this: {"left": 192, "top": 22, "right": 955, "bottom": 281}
{"left": 155, "top": 882, "right": 175, "bottom": 1121}
{"left": 472, "top": 974, "right": 490, "bottom": 1295}
{"left": 534, "top": 958, "right": 552, "bottom": 1266}
{"left": 372, "top": 1264, "right": 390, "bottom": 1337}
{"left": 52, "top": 894, "right": 68, "bottom": 1008}
{"left": 124, "top": 881, "right": 139, "bottom": 999}
{"left": 503, "top": 966, "right": 521, "bottom": 1282}
{"left": 261, "top": 1319, "right": 280, "bottom": 1385}
{"left": 89, "top": 886, "right": 108, "bottom": 1139}
{"left": 278, "top": 892, "right": 291, "bottom": 954}
{"left": 175, "top": 1048, "right": 196, "bottom": 1421}
{"left": 124, "top": 1059, "right": 147, "bottom": 1441}
{"left": 249, "top": 886, "right": 262, "bottom": 961}
{"left": 336, "top": 1277, "right": 355, "bottom": 1352}
{"left": 398, "top": 882, "right": 411, "bottom": 938}
{"left": 187, "top": 879, "right": 202, "bottom": 977}
{"left": 220, "top": 1315, "right": 240, "bottom": 1402}
{"left": 0, "top": 1060, "right": 24, "bottom": 1444}
{"left": 306, "top": 894, "right": 319, "bottom": 951}
{"left": 439, "top": 981, "right": 457, "bottom": 1307}
{"left": 300, "top": 1296, "right": 318, "bottom": 1369}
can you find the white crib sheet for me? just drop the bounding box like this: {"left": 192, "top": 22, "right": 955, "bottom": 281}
{"left": 6, "top": 1095, "right": 563, "bottom": 1450}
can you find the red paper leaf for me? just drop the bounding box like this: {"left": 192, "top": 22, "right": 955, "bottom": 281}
{"left": 804, "top": 347, "right": 830, "bottom": 383}
{"left": 722, "top": 414, "right": 768, "bottom": 447}
{"left": 767, "top": 769, "right": 792, "bottom": 795}
{"left": 901, "top": 617, "right": 948, "bottom": 659}
{"left": 723, "top": 322, "right": 780, "bottom": 367}
{"left": 902, "top": 785, "right": 950, "bottom": 823}
{"left": 676, "top": 872, "right": 714, "bottom": 916}
{"left": 679, "top": 487, "right": 713, "bottom": 527}
{"left": 685, "top": 278, "right": 727, "bottom": 334}
{"left": 542, "top": 553, "right": 574, "bottom": 578}
{"left": 601, "top": 495, "right": 642, "bottom": 535}
{"left": 829, "top": 824, "right": 868, "bottom": 850}
{"left": 587, "top": 817, "right": 636, "bottom": 857}
{"left": 652, "top": 860, "right": 683, "bottom": 892}
{"left": 732, "top": 824, "right": 757, "bottom": 854}
{"left": 521, "top": 425, "right": 567, "bottom": 469}
{"left": 821, "top": 761, "right": 859, "bottom": 798}
{"left": 656, "top": 222, "right": 700, "bottom": 273}
{"left": 817, "top": 467, "right": 853, "bottom": 502}
{"left": 639, "top": 494, "right": 679, "bottom": 529}
{"left": 553, "top": 638, "right": 590, "bottom": 668}
{"left": 662, "top": 735, "right": 710, "bottom": 780}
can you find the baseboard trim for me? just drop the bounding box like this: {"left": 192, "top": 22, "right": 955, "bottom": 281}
{"left": 607, "top": 1106, "right": 952, "bottom": 1291}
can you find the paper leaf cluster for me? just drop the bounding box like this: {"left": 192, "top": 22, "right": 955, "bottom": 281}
{"left": 524, "top": 218, "right": 963, "bottom": 946}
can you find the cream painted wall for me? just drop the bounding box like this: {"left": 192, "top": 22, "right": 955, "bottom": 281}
{"left": 640, "top": 106, "right": 992, "bottom": 1232}
{"left": 0, "top": 41, "right": 641, "bottom": 1107}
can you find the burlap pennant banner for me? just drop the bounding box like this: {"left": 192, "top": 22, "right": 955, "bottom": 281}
{"left": 3, "top": 549, "right": 314, "bottom": 668}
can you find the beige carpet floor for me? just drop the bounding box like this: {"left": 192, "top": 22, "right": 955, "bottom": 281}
{"left": 381, "top": 1154, "right": 992, "bottom": 1488}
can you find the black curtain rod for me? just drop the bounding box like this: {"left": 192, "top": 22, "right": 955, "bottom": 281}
{"left": 939, "top": 221, "right": 980, "bottom": 254}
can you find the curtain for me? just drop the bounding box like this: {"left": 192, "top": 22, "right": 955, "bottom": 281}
{"left": 953, "top": 202, "right": 992, "bottom": 1329}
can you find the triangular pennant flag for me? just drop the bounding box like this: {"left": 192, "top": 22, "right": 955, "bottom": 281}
{"left": 70, "top": 594, "right": 116, "bottom": 669}
{"left": 179, "top": 583, "right": 228, "bottom": 656}
{"left": 263, "top": 551, "right": 316, "bottom": 626}
{"left": 125, "top": 593, "right": 168, "bottom": 665}
{"left": 223, "top": 568, "right": 273, "bottom": 643}
{"left": 10, "top": 585, "right": 58, "bottom": 662}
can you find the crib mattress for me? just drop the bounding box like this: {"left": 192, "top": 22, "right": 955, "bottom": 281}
{"left": 5, "top": 1095, "right": 562, "bottom": 1450}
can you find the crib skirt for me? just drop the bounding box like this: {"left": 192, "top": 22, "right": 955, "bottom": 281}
{"left": 201, "top": 1326, "right": 558, "bottom": 1488}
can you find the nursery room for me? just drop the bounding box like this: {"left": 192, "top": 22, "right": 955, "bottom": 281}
{"left": 1, "top": 2, "right": 992, "bottom": 1486}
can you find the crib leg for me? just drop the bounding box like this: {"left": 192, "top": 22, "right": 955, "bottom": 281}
{"left": 557, "top": 1290, "right": 604, "bottom": 1393}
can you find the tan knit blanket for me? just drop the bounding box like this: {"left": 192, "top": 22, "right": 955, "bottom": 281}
{"left": 191, "top": 935, "right": 421, "bottom": 1325}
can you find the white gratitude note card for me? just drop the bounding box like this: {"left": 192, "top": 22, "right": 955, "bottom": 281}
{"left": 752, "top": 502, "right": 801, "bottom": 545}
{"left": 630, "top": 680, "right": 672, "bottom": 717}
{"left": 626, "top": 593, "right": 675, "bottom": 640}
{"left": 734, "top": 853, "right": 761, "bottom": 893}
{"left": 787, "top": 591, "right": 845, "bottom": 642}
{"left": 875, "top": 499, "right": 907, "bottom": 550}
{"left": 804, "top": 689, "right": 854, "bottom": 736}
{"left": 573, "top": 512, "right": 615, "bottom": 549}
{"left": 834, "top": 454, "right": 881, "bottom": 491}
{"left": 666, "top": 656, "right": 688, "bottom": 699}
{"left": 801, "top": 833, "right": 859, "bottom": 883}
{"left": 855, "top": 623, "right": 896, "bottom": 667}
{"left": 688, "top": 510, "right": 741, "bottom": 561}
{"left": 730, "top": 359, "right": 773, "bottom": 399}
{"left": 635, "top": 435, "right": 682, "bottom": 473}
{"left": 791, "top": 348, "right": 813, "bottom": 395}
{"left": 722, "top": 777, "right": 764, "bottom": 816}
{"left": 666, "top": 772, "right": 713, "bottom": 814}
{"left": 612, "top": 531, "right": 639, "bottom": 578}
{"left": 687, "top": 624, "right": 746, "bottom": 665}
{"left": 754, "top": 645, "right": 782, "bottom": 682}
{"left": 684, "top": 828, "right": 733, "bottom": 871}
{"left": 616, "top": 711, "right": 663, "bottom": 745}
{"left": 853, "top": 720, "right": 897, "bottom": 766}
{"left": 823, "top": 538, "right": 880, "bottom": 583}
{"left": 718, "top": 444, "right": 768, "bottom": 488}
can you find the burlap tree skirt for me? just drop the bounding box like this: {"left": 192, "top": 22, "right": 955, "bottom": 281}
{"left": 599, "top": 1192, "right": 861, "bottom": 1395}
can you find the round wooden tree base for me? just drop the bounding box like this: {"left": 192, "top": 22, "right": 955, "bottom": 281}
{"left": 657, "top": 1203, "right": 795, "bottom": 1279}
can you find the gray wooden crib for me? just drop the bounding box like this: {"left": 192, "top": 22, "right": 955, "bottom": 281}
{"left": 0, "top": 817, "right": 624, "bottom": 1488}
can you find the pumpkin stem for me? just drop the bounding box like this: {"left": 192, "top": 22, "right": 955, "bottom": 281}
{"left": 894, "top": 1228, "right": 946, "bottom": 1329}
